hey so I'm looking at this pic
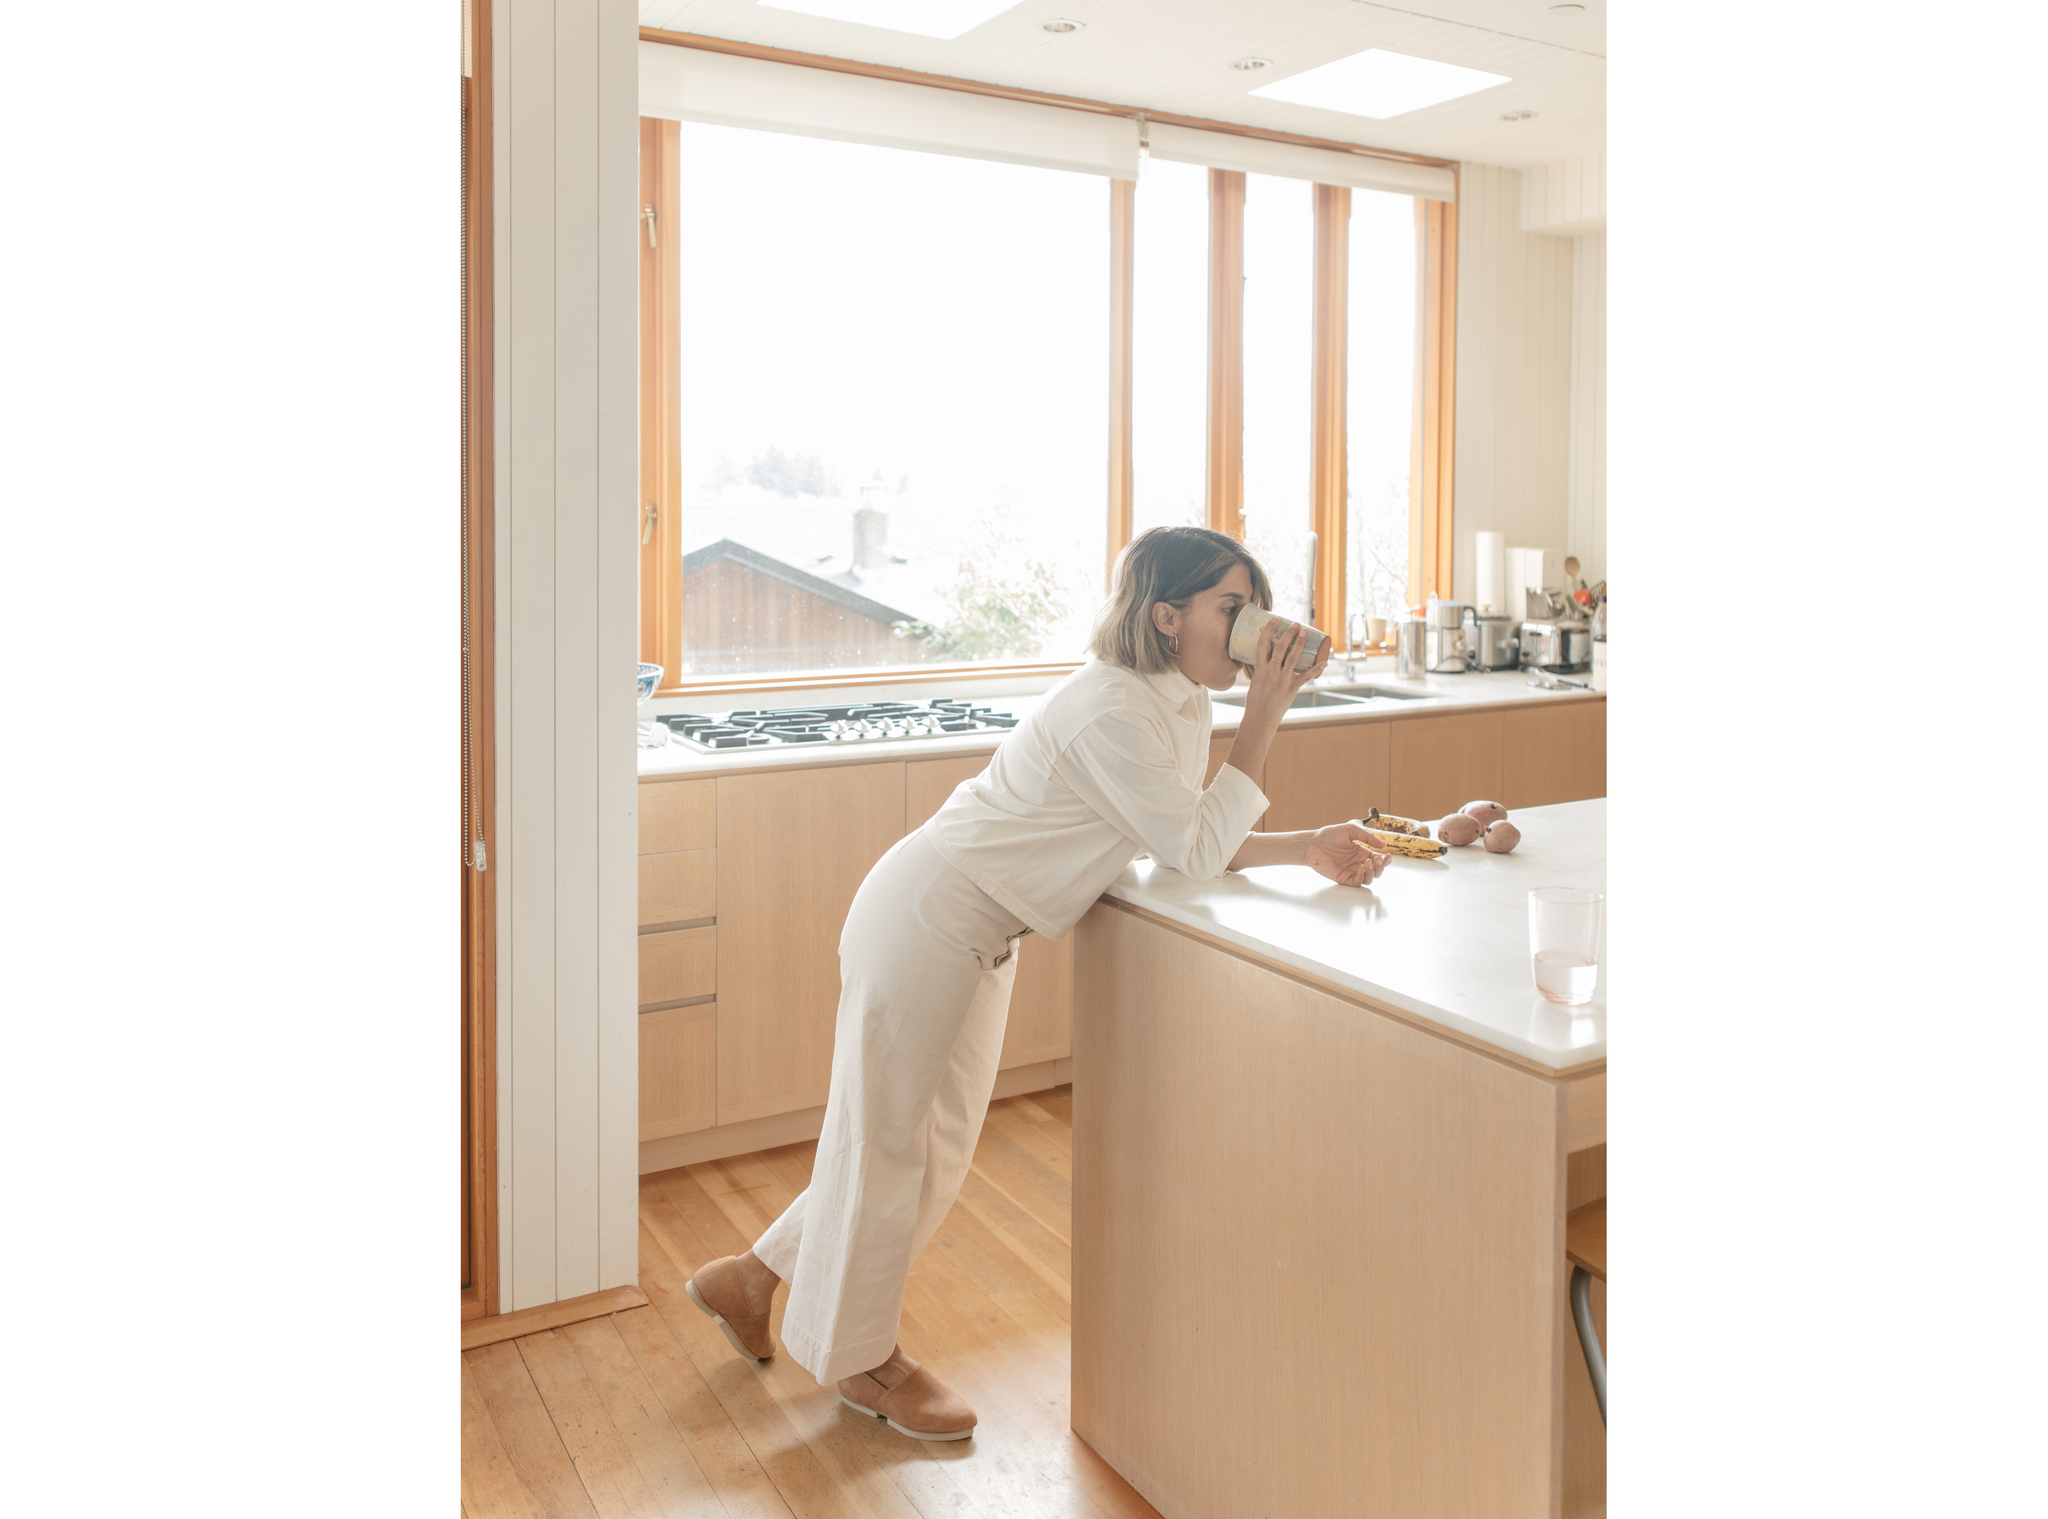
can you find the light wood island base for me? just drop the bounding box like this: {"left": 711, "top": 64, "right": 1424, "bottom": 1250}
{"left": 1072, "top": 899, "right": 1605, "bottom": 1519}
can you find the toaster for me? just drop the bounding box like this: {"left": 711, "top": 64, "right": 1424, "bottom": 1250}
{"left": 1518, "top": 620, "right": 1591, "bottom": 673}
{"left": 1463, "top": 612, "right": 1520, "bottom": 671}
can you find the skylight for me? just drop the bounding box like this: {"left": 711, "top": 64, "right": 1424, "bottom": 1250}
{"left": 758, "top": 0, "right": 1020, "bottom": 40}
{"left": 1250, "top": 48, "right": 1511, "bottom": 120}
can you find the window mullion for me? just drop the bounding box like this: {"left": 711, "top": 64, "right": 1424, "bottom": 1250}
{"left": 1310, "top": 182, "right": 1349, "bottom": 640}
{"left": 1206, "top": 168, "right": 1245, "bottom": 540}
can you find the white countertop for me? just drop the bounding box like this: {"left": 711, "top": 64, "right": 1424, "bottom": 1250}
{"left": 637, "top": 661, "right": 1603, "bottom": 780}
{"left": 1101, "top": 798, "right": 1607, "bottom": 1071}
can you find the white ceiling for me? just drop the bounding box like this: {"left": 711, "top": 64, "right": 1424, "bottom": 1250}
{"left": 637, "top": 0, "right": 1605, "bottom": 168}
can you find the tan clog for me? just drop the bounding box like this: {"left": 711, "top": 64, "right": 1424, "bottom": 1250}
{"left": 838, "top": 1346, "right": 977, "bottom": 1441}
{"left": 685, "top": 1253, "right": 778, "bottom": 1362}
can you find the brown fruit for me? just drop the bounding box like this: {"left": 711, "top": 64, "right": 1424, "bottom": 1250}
{"left": 1436, "top": 813, "right": 1484, "bottom": 847}
{"left": 1462, "top": 799, "right": 1508, "bottom": 826}
{"left": 1482, "top": 820, "right": 1521, "bottom": 853}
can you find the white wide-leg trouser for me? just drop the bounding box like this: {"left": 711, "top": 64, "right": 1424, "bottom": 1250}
{"left": 753, "top": 829, "right": 1027, "bottom": 1386}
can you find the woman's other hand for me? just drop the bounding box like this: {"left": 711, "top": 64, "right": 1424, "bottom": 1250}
{"left": 1239, "top": 617, "right": 1329, "bottom": 728}
{"left": 1303, "top": 822, "right": 1391, "bottom": 888}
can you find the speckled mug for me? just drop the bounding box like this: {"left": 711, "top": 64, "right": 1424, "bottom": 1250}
{"left": 1228, "top": 605, "right": 1327, "bottom": 673}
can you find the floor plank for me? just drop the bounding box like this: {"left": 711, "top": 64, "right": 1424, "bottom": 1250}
{"left": 610, "top": 1304, "right": 798, "bottom": 1519}
{"left": 637, "top": 1212, "right": 890, "bottom": 1519}
{"left": 517, "top": 1327, "right": 675, "bottom": 1519}
{"left": 464, "top": 1090, "right": 1157, "bottom": 1519}
{"left": 563, "top": 1316, "right": 734, "bottom": 1518}
{"left": 465, "top": 1341, "right": 603, "bottom": 1519}
{"left": 462, "top": 1355, "right": 552, "bottom": 1519}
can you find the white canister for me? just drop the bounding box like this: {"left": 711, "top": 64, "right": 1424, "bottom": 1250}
{"left": 1228, "top": 604, "right": 1327, "bottom": 673}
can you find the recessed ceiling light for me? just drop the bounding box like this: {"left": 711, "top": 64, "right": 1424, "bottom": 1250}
{"left": 757, "top": 0, "right": 1018, "bottom": 41}
{"left": 1250, "top": 47, "right": 1511, "bottom": 119}
{"left": 1500, "top": 110, "right": 1537, "bottom": 122}
{"left": 1042, "top": 17, "right": 1083, "bottom": 33}
{"left": 1548, "top": 3, "right": 1586, "bottom": 12}
{"left": 1233, "top": 56, "right": 1274, "bottom": 71}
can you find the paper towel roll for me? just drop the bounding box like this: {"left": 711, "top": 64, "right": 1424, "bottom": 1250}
{"left": 1475, "top": 531, "right": 1506, "bottom": 616}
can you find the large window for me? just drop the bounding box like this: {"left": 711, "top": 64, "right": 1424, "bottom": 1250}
{"left": 639, "top": 52, "right": 1454, "bottom": 693}
{"left": 660, "top": 123, "right": 1107, "bottom": 680}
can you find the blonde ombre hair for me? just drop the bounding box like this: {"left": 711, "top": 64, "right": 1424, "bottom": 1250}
{"left": 1090, "top": 527, "right": 1273, "bottom": 674}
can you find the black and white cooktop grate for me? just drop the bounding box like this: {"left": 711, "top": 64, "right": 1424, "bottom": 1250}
{"left": 659, "top": 699, "right": 1020, "bottom": 752}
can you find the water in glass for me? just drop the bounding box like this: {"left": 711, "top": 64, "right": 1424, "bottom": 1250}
{"left": 1532, "top": 950, "right": 1598, "bottom": 1005}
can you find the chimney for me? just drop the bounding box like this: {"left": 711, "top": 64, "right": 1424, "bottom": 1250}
{"left": 853, "top": 472, "right": 890, "bottom": 570}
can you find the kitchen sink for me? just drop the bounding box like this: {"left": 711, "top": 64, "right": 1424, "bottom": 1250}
{"left": 1319, "top": 683, "right": 1434, "bottom": 701}
{"left": 1214, "top": 683, "right": 1433, "bottom": 710}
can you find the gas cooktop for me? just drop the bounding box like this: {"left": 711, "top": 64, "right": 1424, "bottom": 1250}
{"left": 657, "top": 699, "right": 1020, "bottom": 753}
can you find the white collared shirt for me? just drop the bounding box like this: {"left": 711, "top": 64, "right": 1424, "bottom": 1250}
{"left": 921, "top": 658, "right": 1270, "bottom": 939}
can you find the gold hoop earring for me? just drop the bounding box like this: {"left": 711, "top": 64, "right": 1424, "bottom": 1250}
{"left": 1168, "top": 634, "right": 1181, "bottom": 657}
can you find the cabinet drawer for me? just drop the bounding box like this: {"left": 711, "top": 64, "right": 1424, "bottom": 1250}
{"left": 640, "top": 1003, "right": 717, "bottom": 1142}
{"left": 1503, "top": 700, "right": 1606, "bottom": 809}
{"left": 639, "top": 848, "right": 716, "bottom": 927}
{"left": 638, "top": 925, "right": 716, "bottom": 1007}
{"left": 639, "top": 778, "right": 715, "bottom": 855}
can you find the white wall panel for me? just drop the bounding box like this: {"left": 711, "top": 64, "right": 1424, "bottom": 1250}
{"left": 1521, "top": 153, "right": 1605, "bottom": 237}
{"left": 1452, "top": 163, "right": 1574, "bottom": 611}
{"left": 1567, "top": 231, "right": 1606, "bottom": 590}
{"left": 495, "top": 0, "right": 641, "bottom": 1314}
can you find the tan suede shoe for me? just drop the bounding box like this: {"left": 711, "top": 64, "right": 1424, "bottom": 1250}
{"left": 685, "top": 1254, "right": 777, "bottom": 1362}
{"left": 838, "top": 1347, "right": 977, "bottom": 1441}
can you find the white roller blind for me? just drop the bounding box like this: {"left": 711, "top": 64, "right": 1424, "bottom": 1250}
{"left": 639, "top": 42, "right": 1140, "bottom": 180}
{"left": 1146, "top": 121, "right": 1455, "bottom": 202}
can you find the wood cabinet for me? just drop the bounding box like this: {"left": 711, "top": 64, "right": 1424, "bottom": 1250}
{"left": 1204, "top": 733, "right": 1240, "bottom": 788}
{"left": 905, "top": 754, "right": 986, "bottom": 831}
{"left": 637, "top": 848, "right": 714, "bottom": 927}
{"left": 1261, "top": 721, "right": 1392, "bottom": 832}
{"left": 1386, "top": 711, "right": 1507, "bottom": 823}
{"left": 1503, "top": 700, "right": 1606, "bottom": 809}
{"left": 715, "top": 762, "right": 906, "bottom": 1125}
{"left": 639, "top": 778, "right": 714, "bottom": 853}
{"left": 638, "top": 925, "right": 715, "bottom": 1006}
{"left": 639, "top": 1004, "right": 716, "bottom": 1141}
{"left": 1003, "top": 931, "right": 1074, "bottom": 1068}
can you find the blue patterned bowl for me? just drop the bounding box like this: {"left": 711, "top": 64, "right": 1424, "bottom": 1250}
{"left": 637, "top": 663, "right": 663, "bottom": 703}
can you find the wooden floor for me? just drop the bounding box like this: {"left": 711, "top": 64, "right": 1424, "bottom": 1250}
{"left": 461, "top": 1087, "right": 1162, "bottom": 1519}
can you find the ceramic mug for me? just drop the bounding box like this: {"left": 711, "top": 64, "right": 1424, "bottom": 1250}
{"left": 1228, "top": 605, "right": 1327, "bottom": 673}
{"left": 1365, "top": 616, "right": 1388, "bottom": 647}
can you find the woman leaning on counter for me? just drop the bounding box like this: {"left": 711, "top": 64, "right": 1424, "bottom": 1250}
{"left": 685, "top": 526, "right": 1392, "bottom": 1440}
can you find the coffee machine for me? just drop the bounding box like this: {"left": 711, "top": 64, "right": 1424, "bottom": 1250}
{"left": 1424, "top": 600, "right": 1469, "bottom": 674}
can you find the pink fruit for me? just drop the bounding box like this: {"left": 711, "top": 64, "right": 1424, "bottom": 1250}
{"left": 1462, "top": 799, "right": 1508, "bottom": 826}
{"left": 1437, "top": 813, "right": 1484, "bottom": 846}
{"left": 1482, "top": 820, "right": 1521, "bottom": 854}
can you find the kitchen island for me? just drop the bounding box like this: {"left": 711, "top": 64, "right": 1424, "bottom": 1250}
{"left": 1071, "top": 799, "right": 1607, "bottom": 1519}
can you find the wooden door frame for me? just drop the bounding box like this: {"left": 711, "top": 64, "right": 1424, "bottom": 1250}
{"left": 461, "top": 0, "right": 499, "bottom": 1325}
